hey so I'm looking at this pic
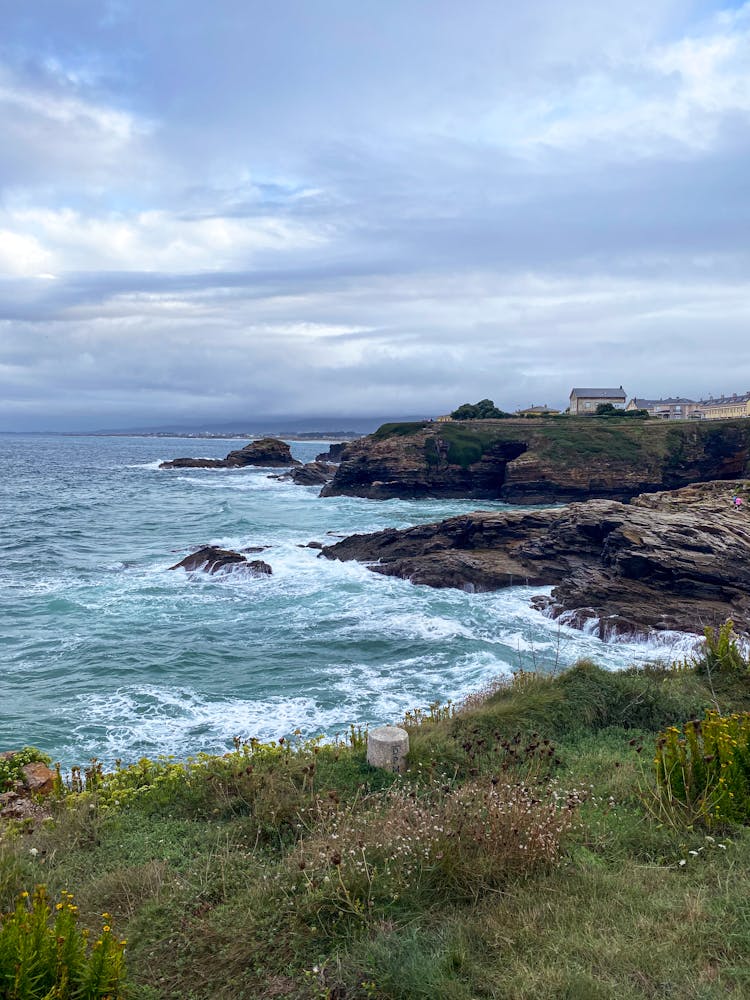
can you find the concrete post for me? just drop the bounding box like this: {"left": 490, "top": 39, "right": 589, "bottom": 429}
{"left": 367, "top": 726, "right": 409, "bottom": 773}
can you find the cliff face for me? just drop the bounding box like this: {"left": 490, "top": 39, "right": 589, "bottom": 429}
{"left": 321, "top": 480, "right": 750, "bottom": 637}
{"left": 320, "top": 419, "right": 750, "bottom": 503}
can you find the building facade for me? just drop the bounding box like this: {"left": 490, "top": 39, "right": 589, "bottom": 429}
{"left": 569, "top": 387, "right": 626, "bottom": 414}
{"left": 694, "top": 392, "right": 750, "bottom": 420}
{"left": 626, "top": 397, "right": 698, "bottom": 419}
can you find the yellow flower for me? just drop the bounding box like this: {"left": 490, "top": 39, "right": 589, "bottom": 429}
{"left": 20, "top": 891, "right": 29, "bottom": 899}
{"left": 103, "top": 925, "right": 111, "bottom": 932}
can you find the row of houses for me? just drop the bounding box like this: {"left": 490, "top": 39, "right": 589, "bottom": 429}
{"left": 438, "top": 388, "right": 750, "bottom": 422}
{"left": 568, "top": 387, "right": 750, "bottom": 420}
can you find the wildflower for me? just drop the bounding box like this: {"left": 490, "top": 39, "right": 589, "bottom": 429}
{"left": 678, "top": 859, "right": 687, "bottom": 867}
{"left": 29, "top": 847, "right": 39, "bottom": 857}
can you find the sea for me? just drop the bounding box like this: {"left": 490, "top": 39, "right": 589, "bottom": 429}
{"left": 0, "top": 434, "right": 697, "bottom": 767}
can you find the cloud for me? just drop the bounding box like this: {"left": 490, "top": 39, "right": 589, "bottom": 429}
{"left": 1, "top": 1, "right": 750, "bottom": 429}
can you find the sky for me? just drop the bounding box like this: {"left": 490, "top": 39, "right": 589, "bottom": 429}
{"left": 1, "top": 0, "right": 749, "bottom": 430}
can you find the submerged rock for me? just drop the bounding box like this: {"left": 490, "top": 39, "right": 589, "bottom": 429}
{"left": 322, "top": 480, "right": 750, "bottom": 637}
{"left": 160, "top": 438, "right": 300, "bottom": 470}
{"left": 169, "top": 546, "right": 272, "bottom": 576}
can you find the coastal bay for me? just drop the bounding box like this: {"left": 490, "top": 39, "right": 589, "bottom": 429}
{"left": 0, "top": 434, "right": 690, "bottom": 766}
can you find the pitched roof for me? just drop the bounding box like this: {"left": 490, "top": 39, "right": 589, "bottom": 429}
{"left": 631, "top": 397, "right": 695, "bottom": 407}
{"left": 570, "top": 387, "right": 626, "bottom": 398}
{"left": 697, "top": 391, "right": 750, "bottom": 406}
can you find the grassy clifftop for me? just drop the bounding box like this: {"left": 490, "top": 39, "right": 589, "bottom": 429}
{"left": 3, "top": 645, "right": 750, "bottom": 999}
{"left": 324, "top": 416, "right": 750, "bottom": 501}
{"left": 374, "top": 416, "right": 750, "bottom": 468}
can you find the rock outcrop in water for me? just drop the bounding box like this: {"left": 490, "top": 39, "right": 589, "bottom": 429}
{"left": 320, "top": 419, "right": 750, "bottom": 503}
{"left": 321, "top": 480, "right": 750, "bottom": 637}
{"left": 271, "top": 461, "right": 338, "bottom": 485}
{"left": 169, "top": 546, "right": 273, "bottom": 576}
{"left": 160, "top": 438, "right": 300, "bottom": 470}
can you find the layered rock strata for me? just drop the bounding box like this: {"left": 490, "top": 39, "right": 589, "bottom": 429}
{"left": 322, "top": 481, "right": 750, "bottom": 637}
{"left": 321, "top": 419, "right": 750, "bottom": 503}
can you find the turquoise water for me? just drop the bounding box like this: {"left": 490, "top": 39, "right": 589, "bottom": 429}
{"left": 0, "top": 435, "right": 694, "bottom": 766}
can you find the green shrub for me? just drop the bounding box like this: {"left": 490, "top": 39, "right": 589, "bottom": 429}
{"left": 654, "top": 711, "right": 750, "bottom": 826}
{"left": 0, "top": 885, "right": 126, "bottom": 999}
{"left": 450, "top": 399, "right": 512, "bottom": 420}
{"left": 691, "top": 620, "right": 749, "bottom": 677}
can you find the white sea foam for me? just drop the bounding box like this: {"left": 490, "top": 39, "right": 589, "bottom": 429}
{"left": 125, "top": 460, "right": 167, "bottom": 470}
{"left": 2, "top": 433, "right": 708, "bottom": 768}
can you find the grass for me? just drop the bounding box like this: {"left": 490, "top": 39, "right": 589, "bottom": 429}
{"left": 2, "top": 661, "right": 750, "bottom": 998}
{"left": 372, "top": 416, "right": 750, "bottom": 476}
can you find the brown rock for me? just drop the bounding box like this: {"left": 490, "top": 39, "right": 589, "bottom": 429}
{"left": 322, "top": 480, "right": 750, "bottom": 637}
{"left": 169, "top": 546, "right": 272, "bottom": 576}
{"left": 160, "top": 438, "right": 300, "bottom": 470}
{"left": 321, "top": 418, "right": 750, "bottom": 503}
{"left": 21, "top": 762, "right": 56, "bottom": 795}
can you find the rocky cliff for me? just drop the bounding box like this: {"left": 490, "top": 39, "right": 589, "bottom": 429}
{"left": 320, "top": 418, "right": 750, "bottom": 503}
{"left": 321, "top": 480, "right": 750, "bottom": 637}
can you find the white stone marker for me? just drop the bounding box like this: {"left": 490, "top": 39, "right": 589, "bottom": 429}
{"left": 367, "top": 726, "right": 409, "bottom": 773}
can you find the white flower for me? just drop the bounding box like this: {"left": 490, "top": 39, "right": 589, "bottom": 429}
{"left": 28, "top": 847, "right": 39, "bottom": 857}
{"left": 678, "top": 859, "right": 687, "bottom": 867}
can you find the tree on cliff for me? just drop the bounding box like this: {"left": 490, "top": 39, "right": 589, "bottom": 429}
{"left": 596, "top": 403, "right": 649, "bottom": 418}
{"left": 450, "top": 399, "right": 512, "bottom": 420}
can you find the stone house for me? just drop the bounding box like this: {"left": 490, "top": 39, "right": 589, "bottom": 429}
{"left": 568, "top": 387, "right": 626, "bottom": 415}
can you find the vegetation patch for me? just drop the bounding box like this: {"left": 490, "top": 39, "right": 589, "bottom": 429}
{"left": 371, "top": 422, "right": 428, "bottom": 441}
{"left": 0, "top": 885, "right": 126, "bottom": 999}
{"left": 2, "top": 650, "right": 750, "bottom": 998}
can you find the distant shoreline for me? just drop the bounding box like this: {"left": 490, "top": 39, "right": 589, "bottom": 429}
{"left": 0, "top": 431, "right": 362, "bottom": 441}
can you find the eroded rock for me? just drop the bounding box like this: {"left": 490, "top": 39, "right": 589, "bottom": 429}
{"left": 169, "top": 546, "right": 273, "bottom": 576}
{"left": 321, "top": 419, "right": 750, "bottom": 503}
{"left": 160, "top": 438, "right": 300, "bottom": 470}
{"left": 272, "top": 461, "right": 337, "bottom": 485}
{"left": 322, "top": 480, "right": 750, "bottom": 637}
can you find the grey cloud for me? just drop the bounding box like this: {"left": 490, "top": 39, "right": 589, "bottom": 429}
{"left": 1, "top": 1, "right": 750, "bottom": 429}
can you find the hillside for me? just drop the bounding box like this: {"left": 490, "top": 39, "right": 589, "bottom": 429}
{"left": 320, "top": 417, "right": 750, "bottom": 502}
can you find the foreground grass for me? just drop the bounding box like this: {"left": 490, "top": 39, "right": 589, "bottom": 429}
{"left": 2, "top": 661, "right": 749, "bottom": 999}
